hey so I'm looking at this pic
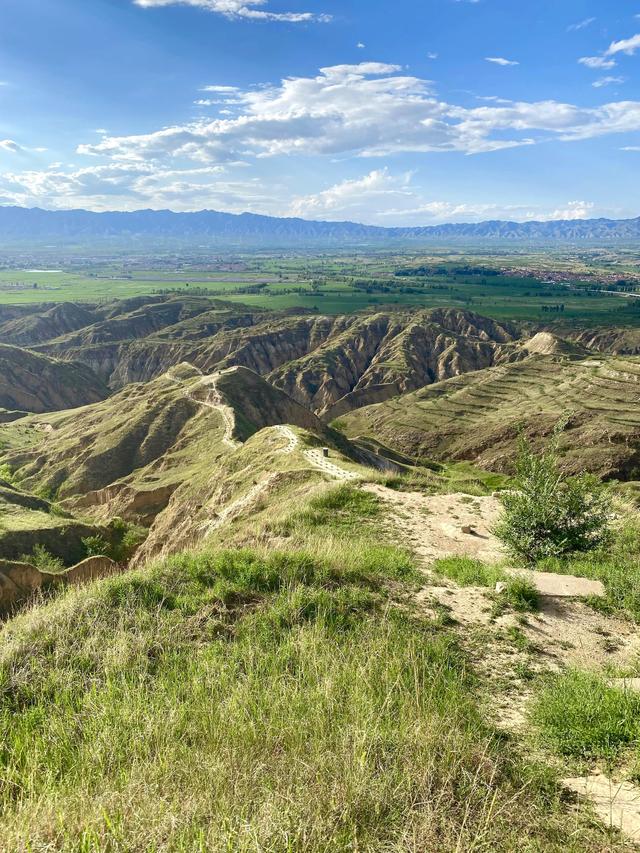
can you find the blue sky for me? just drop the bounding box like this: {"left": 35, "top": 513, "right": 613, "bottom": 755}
{"left": 0, "top": 0, "right": 639, "bottom": 224}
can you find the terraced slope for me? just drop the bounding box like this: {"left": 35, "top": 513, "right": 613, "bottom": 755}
{"left": 339, "top": 353, "right": 640, "bottom": 478}
{"left": 0, "top": 344, "right": 109, "bottom": 413}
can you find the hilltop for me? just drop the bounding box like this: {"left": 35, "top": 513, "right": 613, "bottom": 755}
{"left": 1, "top": 293, "right": 640, "bottom": 847}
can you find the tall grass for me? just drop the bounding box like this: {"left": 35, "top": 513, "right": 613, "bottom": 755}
{"left": 0, "top": 544, "right": 605, "bottom": 850}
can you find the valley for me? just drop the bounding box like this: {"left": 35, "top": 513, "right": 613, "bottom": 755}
{"left": 2, "top": 283, "right": 640, "bottom": 848}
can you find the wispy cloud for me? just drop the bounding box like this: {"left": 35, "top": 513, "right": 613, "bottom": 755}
{"left": 485, "top": 57, "right": 519, "bottom": 66}
{"left": 0, "top": 139, "right": 21, "bottom": 153}
{"left": 133, "top": 0, "right": 331, "bottom": 23}
{"left": 568, "top": 17, "right": 595, "bottom": 32}
{"left": 579, "top": 56, "right": 616, "bottom": 69}
{"left": 606, "top": 33, "right": 640, "bottom": 56}
{"left": 579, "top": 31, "right": 640, "bottom": 72}
{"left": 593, "top": 76, "right": 626, "bottom": 88}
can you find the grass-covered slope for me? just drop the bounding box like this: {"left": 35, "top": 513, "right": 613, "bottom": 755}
{"left": 0, "top": 363, "right": 369, "bottom": 563}
{"left": 0, "top": 487, "right": 612, "bottom": 851}
{"left": 0, "top": 344, "right": 109, "bottom": 414}
{"left": 339, "top": 352, "right": 640, "bottom": 479}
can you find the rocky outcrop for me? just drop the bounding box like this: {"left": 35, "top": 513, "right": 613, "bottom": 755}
{"left": 269, "top": 310, "right": 523, "bottom": 415}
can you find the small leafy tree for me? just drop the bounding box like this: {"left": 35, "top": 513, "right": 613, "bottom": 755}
{"left": 82, "top": 535, "right": 110, "bottom": 558}
{"left": 21, "top": 544, "right": 65, "bottom": 573}
{"left": 494, "top": 428, "right": 611, "bottom": 563}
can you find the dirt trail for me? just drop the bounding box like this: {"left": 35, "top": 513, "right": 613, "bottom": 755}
{"left": 166, "top": 368, "right": 240, "bottom": 449}
{"left": 366, "top": 482, "right": 640, "bottom": 841}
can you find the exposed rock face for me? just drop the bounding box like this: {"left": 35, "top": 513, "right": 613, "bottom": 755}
{"left": 564, "top": 327, "right": 640, "bottom": 355}
{"left": 0, "top": 555, "right": 117, "bottom": 615}
{"left": 0, "top": 344, "right": 109, "bottom": 413}
{"left": 269, "top": 309, "right": 522, "bottom": 415}
{"left": 522, "top": 332, "right": 588, "bottom": 357}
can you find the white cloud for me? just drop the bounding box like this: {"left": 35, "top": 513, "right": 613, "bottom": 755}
{"left": 568, "top": 17, "right": 595, "bottom": 32}
{"left": 289, "top": 169, "right": 599, "bottom": 225}
{"left": 133, "top": 0, "right": 331, "bottom": 23}
{"left": 201, "top": 85, "right": 240, "bottom": 92}
{"left": 593, "top": 76, "right": 626, "bottom": 88}
{"left": 69, "top": 63, "right": 640, "bottom": 168}
{"left": 0, "top": 160, "right": 275, "bottom": 212}
{"left": 290, "top": 168, "right": 414, "bottom": 219}
{"left": 0, "top": 139, "right": 21, "bottom": 154}
{"left": 427, "top": 52, "right": 439, "bottom": 60}
{"left": 579, "top": 56, "right": 616, "bottom": 69}
{"left": 357, "top": 42, "right": 365, "bottom": 49}
{"left": 485, "top": 57, "right": 519, "bottom": 66}
{"left": 606, "top": 33, "right": 640, "bottom": 56}
{"left": 579, "top": 32, "right": 640, "bottom": 72}
{"left": 543, "top": 200, "right": 595, "bottom": 220}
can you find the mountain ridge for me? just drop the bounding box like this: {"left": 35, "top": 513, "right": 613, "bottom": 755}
{"left": 2, "top": 205, "right": 640, "bottom": 243}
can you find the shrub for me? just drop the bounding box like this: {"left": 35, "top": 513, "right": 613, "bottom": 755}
{"left": 20, "top": 544, "right": 65, "bottom": 573}
{"left": 494, "top": 429, "right": 611, "bottom": 563}
{"left": 82, "top": 534, "right": 110, "bottom": 558}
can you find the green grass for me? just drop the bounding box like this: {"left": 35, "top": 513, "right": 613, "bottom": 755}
{"left": 532, "top": 670, "right": 640, "bottom": 761}
{"left": 0, "top": 544, "right": 611, "bottom": 850}
{"left": 279, "top": 483, "right": 381, "bottom": 532}
{"left": 2, "top": 254, "right": 640, "bottom": 328}
{"left": 538, "top": 519, "right": 640, "bottom": 622}
{"left": 432, "top": 557, "right": 540, "bottom": 613}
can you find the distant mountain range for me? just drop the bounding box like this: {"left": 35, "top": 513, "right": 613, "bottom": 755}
{"left": 1, "top": 205, "right": 640, "bottom": 245}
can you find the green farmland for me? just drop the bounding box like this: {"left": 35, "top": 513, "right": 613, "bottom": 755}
{"left": 1, "top": 253, "right": 640, "bottom": 328}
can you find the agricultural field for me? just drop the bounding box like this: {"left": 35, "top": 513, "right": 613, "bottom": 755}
{"left": 1, "top": 247, "right": 640, "bottom": 327}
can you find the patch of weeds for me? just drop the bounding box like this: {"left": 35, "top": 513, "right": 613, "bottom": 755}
{"left": 0, "top": 463, "right": 19, "bottom": 487}
{"left": 501, "top": 576, "right": 540, "bottom": 613}
{"left": 277, "top": 484, "right": 380, "bottom": 535}
{"left": 532, "top": 669, "right": 640, "bottom": 760}
{"left": 513, "top": 661, "right": 536, "bottom": 682}
{"left": 432, "top": 556, "right": 504, "bottom": 587}
{"left": 505, "top": 626, "right": 532, "bottom": 652}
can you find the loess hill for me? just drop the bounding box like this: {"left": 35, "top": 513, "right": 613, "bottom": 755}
{"left": 339, "top": 343, "right": 640, "bottom": 479}
{"left": 2, "top": 293, "right": 640, "bottom": 572}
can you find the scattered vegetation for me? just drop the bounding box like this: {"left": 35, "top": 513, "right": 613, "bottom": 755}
{"left": 494, "top": 429, "right": 611, "bottom": 563}
{"left": 539, "top": 517, "right": 640, "bottom": 622}
{"left": 432, "top": 556, "right": 539, "bottom": 613}
{"left": 0, "top": 544, "right": 607, "bottom": 850}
